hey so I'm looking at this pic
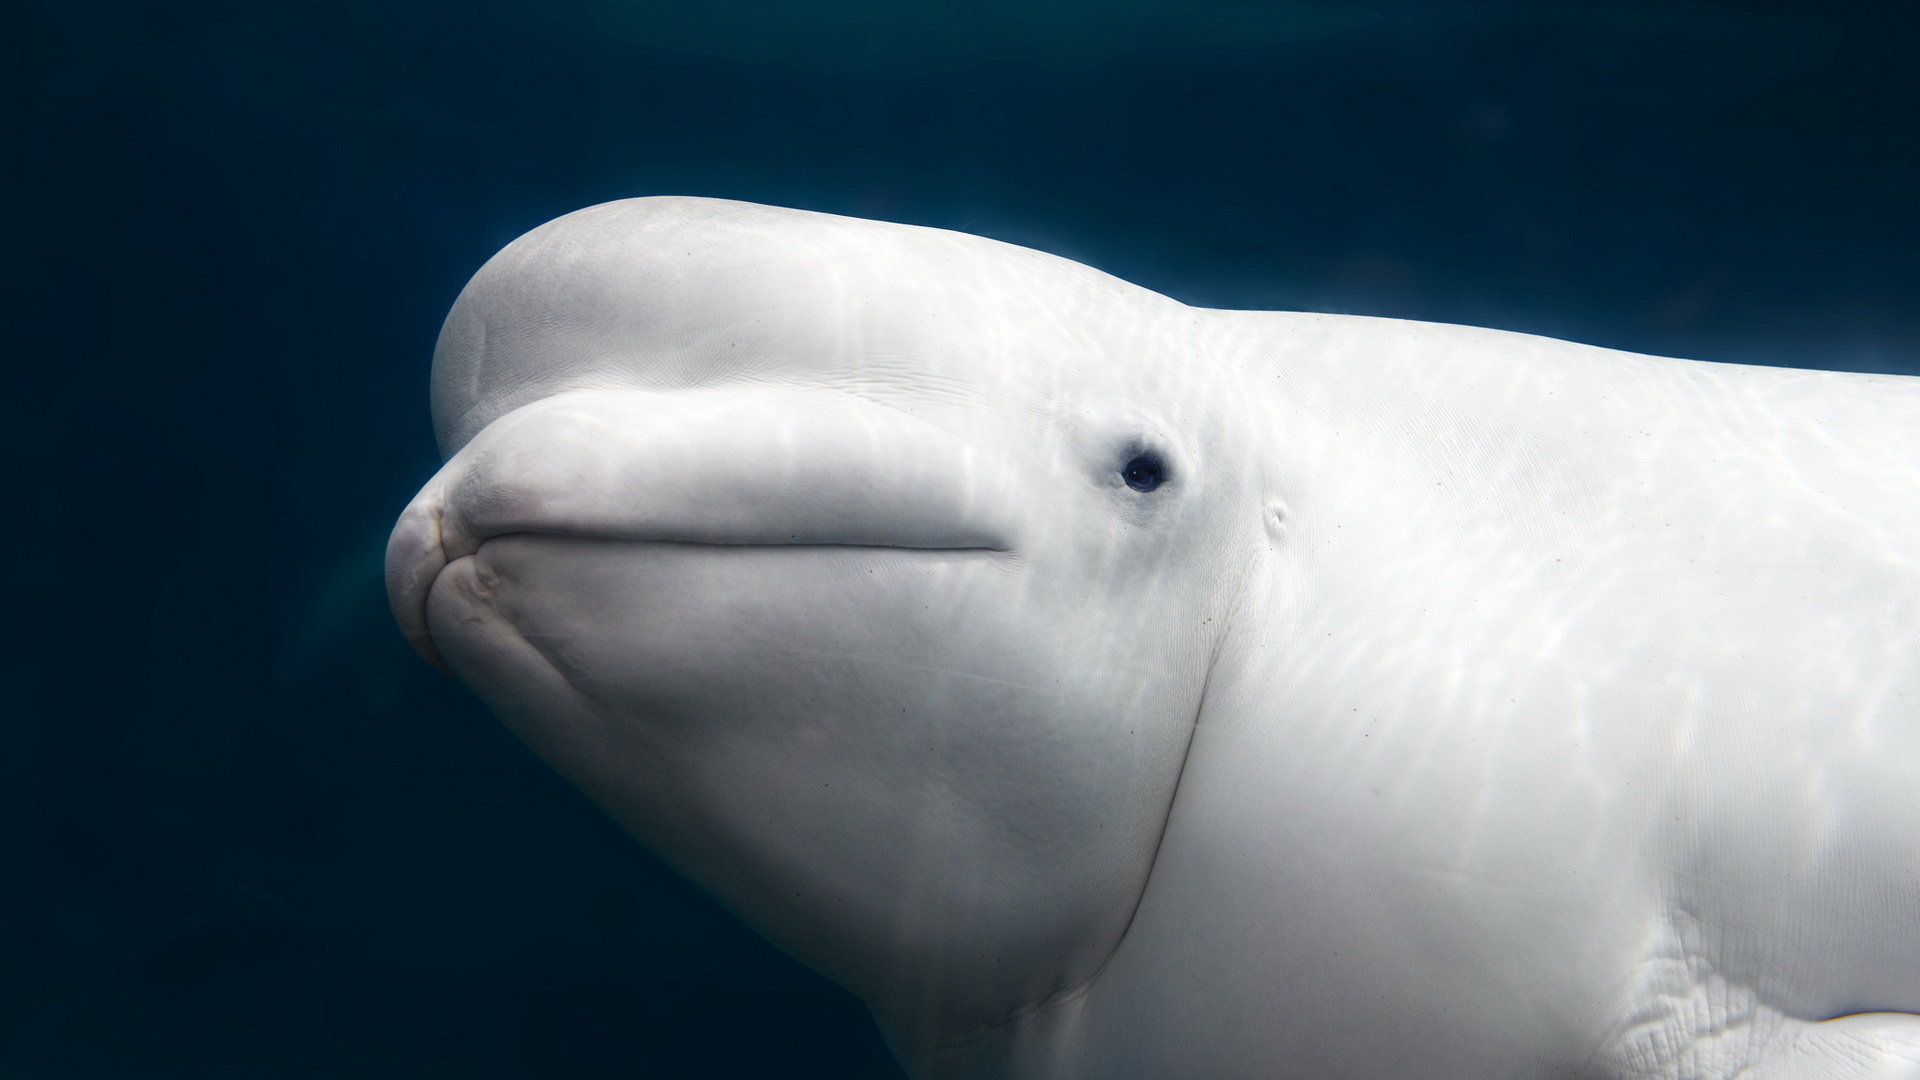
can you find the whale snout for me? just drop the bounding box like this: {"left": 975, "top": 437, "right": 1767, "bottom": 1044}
{"left": 386, "top": 388, "right": 1022, "bottom": 670}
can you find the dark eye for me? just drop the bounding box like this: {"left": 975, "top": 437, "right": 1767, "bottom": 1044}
{"left": 1121, "top": 454, "right": 1166, "bottom": 492}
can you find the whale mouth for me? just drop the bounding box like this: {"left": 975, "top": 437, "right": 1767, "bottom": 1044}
{"left": 386, "top": 388, "right": 1022, "bottom": 671}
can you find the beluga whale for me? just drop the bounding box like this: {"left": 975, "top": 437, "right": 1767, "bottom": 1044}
{"left": 388, "top": 196, "right": 1920, "bottom": 1079}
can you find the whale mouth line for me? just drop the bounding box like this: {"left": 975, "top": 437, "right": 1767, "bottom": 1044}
{"left": 472, "top": 533, "right": 1015, "bottom": 554}
{"left": 392, "top": 522, "right": 1019, "bottom": 674}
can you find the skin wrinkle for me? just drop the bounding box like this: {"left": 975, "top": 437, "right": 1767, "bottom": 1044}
{"left": 937, "top": 491, "right": 1269, "bottom": 1053}
{"left": 430, "top": 554, "right": 611, "bottom": 733}
{"left": 936, "top": 585, "right": 1228, "bottom": 1053}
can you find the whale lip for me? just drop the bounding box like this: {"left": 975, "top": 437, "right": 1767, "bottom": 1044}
{"left": 385, "top": 507, "right": 1006, "bottom": 675}
{"left": 386, "top": 388, "right": 1023, "bottom": 672}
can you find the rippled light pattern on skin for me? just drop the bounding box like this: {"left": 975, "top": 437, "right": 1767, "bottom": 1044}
{"left": 389, "top": 197, "right": 1920, "bottom": 1080}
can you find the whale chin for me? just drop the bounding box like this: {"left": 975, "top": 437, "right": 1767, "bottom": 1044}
{"left": 412, "top": 527, "right": 1148, "bottom": 1040}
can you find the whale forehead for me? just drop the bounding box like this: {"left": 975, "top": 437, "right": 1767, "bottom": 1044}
{"left": 430, "top": 196, "right": 1195, "bottom": 455}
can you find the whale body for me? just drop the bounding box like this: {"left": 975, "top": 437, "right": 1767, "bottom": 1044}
{"left": 388, "top": 197, "right": 1920, "bottom": 1079}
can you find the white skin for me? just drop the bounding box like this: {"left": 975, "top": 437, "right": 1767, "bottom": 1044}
{"left": 391, "top": 198, "right": 1920, "bottom": 1079}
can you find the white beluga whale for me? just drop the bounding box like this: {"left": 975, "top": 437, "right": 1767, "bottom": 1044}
{"left": 387, "top": 196, "right": 1920, "bottom": 1079}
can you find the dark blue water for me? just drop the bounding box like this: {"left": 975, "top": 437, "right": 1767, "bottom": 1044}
{"left": 6, "top": 1, "right": 1918, "bottom": 1075}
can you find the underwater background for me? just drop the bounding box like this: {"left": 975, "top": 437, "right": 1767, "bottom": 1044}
{"left": 6, "top": 1, "right": 1920, "bottom": 1076}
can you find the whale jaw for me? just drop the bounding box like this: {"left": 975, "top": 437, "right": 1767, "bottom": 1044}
{"left": 382, "top": 379, "right": 1223, "bottom": 1055}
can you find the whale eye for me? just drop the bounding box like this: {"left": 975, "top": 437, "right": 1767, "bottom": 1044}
{"left": 1121, "top": 454, "right": 1166, "bottom": 492}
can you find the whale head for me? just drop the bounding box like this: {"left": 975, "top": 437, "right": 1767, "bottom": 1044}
{"left": 386, "top": 197, "right": 1274, "bottom": 1058}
